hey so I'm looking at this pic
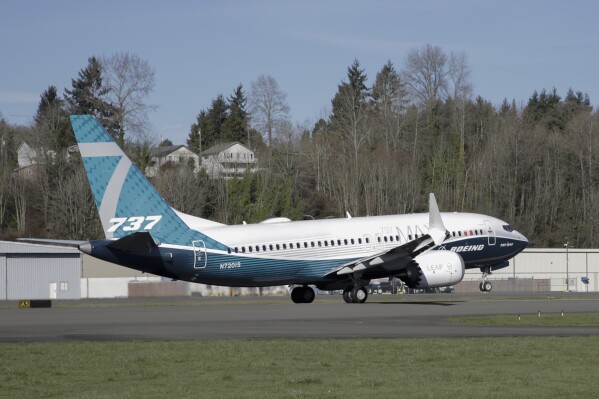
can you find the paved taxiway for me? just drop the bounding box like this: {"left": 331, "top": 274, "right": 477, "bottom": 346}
{"left": 1, "top": 294, "right": 598, "bottom": 341}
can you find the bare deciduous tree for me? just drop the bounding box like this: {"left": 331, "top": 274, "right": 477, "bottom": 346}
{"left": 101, "top": 52, "right": 157, "bottom": 146}
{"left": 403, "top": 44, "right": 448, "bottom": 109}
{"left": 249, "top": 74, "right": 290, "bottom": 146}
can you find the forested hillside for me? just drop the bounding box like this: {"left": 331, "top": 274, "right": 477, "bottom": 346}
{"left": 1, "top": 46, "right": 597, "bottom": 248}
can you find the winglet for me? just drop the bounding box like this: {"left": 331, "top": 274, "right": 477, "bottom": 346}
{"left": 428, "top": 193, "right": 447, "bottom": 245}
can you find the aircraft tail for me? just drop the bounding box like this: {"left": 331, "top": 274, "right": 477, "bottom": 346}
{"left": 70, "top": 115, "right": 225, "bottom": 250}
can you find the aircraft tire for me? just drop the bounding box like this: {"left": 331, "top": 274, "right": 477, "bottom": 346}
{"left": 302, "top": 286, "right": 315, "bottom": 303}
{"left": 483, "top": 281, "right": 492, "bottom": 292}
{"left": 479, "top": 282, "right": 485, "bottom": 292}
{"left": 291, "top": 286, "right": 315, "bottom": 303}
{"left": 352, "top": 288, "right": 368, "bottom": 303}
{"left": 342, "top": 287, "right": 353, "bottom": 303}
{"left": 291, "top": 287, "right": 303, "bottom": 303}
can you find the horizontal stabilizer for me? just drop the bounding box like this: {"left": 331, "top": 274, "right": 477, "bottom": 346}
{"left": 106, "top": 231, "right": 159, "bottom": 253}
{"left": 16, "top": 238, "right": 86, "bottom": 247}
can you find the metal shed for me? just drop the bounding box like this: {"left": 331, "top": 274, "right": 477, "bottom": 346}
{"left": 0, "top": 241, "right": 81, "bottom": 300}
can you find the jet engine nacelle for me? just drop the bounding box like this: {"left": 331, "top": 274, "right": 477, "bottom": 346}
{"left": 397, "top": 251, "right": 465, "bottom": 289}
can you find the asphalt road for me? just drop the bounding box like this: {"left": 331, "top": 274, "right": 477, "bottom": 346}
{"left": 1, "top": 294, "right": 599, "bottom": 341}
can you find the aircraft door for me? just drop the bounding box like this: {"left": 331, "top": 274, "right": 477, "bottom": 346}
{"left": 192, "top": 240, "right": 208, "bottom": 269}
{"left": 484, "top": 220, "right": 496, "bottom": 246}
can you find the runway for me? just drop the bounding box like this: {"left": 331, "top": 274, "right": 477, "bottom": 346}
{"left": 1, "top": 294, "right": 599, "bottom": 341}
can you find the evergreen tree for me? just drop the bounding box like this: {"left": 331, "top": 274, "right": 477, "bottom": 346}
{"left": 331, "top": 59, "right": 369, "bottom": 121}
{"left": 34, "top": 86, "right": 71, "bottom": 152}
{"left": 371, "top": 60, "right": 403, "bottom": 113}
{"left": 64, "top": 57, "right": 120, "bottom": 142}
{"left": 222, "top": 84, "right": 249, "bottom": 143}
{"left": 207, "top": 94, "right": 228, "bottom": 141}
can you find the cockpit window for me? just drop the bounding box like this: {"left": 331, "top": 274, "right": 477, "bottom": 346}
{"left": 502, "top": 225, "right": 514, "bottom": 232}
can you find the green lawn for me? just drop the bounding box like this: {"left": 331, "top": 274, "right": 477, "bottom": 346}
{"left": 1, "top": 337, "right": 598, "bottom": 398}
{"left": 448, "top": 312, "right": 599, "bottom": 327}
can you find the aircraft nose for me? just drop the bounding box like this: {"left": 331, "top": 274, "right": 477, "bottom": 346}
{"left": 514, "top": 231, "right": 528, "bottom": 249}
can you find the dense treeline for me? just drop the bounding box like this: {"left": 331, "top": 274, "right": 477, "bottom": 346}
{"left": 0, "top": 45, "right": 597, "bottom": 248}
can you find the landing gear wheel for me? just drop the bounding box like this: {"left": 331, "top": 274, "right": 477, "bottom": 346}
{"left": 291, "top": 286, "right": 315, "bottom": 303}
{"left": 342, "top": 287, "right": 353, "bottom": 303}
{"left": 483, "top": 281, "right": 492, "bottom": 292}
{"left": 352, "top": 287, "right": 368, "bottom": 303}
{"left": 479, "top": 282, "right": 485, "bottom": 292}
{"left": 302, "top": 286, "right": 315, "bottom": 303}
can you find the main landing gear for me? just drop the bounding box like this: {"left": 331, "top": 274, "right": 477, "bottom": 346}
{"left": 342, "top": 286, "right": 368, "bottom": 303}
{"left": 290, "top": 286, "right": 316, "bottom": 303}
{"left": 479, "top": 266, "right": 493, "bottom": 292}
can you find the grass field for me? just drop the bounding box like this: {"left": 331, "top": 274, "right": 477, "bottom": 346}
{"left": 448, "top": 312, "right": 599, "bottom": 327}
{"left": 1, "top": 337, "right": 599, "bottom": 398}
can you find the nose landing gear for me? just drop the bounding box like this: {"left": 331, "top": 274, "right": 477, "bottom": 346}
{"left": 479, "top": 266, "right": 493, "bottom": 292}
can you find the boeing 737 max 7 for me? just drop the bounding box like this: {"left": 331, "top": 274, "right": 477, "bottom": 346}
{"left": 70, "top": 115, "right": 528, "bottom": 303}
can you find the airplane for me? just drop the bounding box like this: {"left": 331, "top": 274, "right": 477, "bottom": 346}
{"left": 70, "top": 115, "right": 528, "bottom": 303}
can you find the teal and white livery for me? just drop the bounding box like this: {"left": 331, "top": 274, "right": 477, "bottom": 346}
{"left": 72, "top": 115, "right": 528, "bottom": 303}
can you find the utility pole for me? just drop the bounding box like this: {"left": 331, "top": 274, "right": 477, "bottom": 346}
{"left": 564, "top": 241, "right": 569, "bottom": 292}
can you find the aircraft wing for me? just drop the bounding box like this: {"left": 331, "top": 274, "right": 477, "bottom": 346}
{"left": 323, "top": 233, "right": 438, "bottom": 278}
{"left": 324, "top": 194, "right": 449, "bottom": 278}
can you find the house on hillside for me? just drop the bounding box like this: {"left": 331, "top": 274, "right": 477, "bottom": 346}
{"left": 201, "top": 142, "right": 257, "bottom": 179}
{"left": 145, "top": 145, "right": 200, "bottom": 177}
{"left": 15, "top": 142, "right": 78, "bottom": 180}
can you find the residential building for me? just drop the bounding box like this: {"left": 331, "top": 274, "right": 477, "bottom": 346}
{"left": 145, "top": 145, "right": 200, "bottom": 177}
{"left": 201, "top": 142, "right": 257, "bottom": 179}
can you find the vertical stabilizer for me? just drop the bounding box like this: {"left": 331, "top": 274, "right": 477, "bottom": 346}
{"left": 70, "top": 115, "right": 226, "bottom": 250}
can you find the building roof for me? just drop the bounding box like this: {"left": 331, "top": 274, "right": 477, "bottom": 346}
{"left": 149, "top": 145, "right": 187, "bottom": 158}
{"left": 202, "top": 141, "right": 250, "bottom": 156}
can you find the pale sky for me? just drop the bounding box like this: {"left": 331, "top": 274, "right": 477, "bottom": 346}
{"left": 1, "top": 0, "right": 597, "bottom": 144}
